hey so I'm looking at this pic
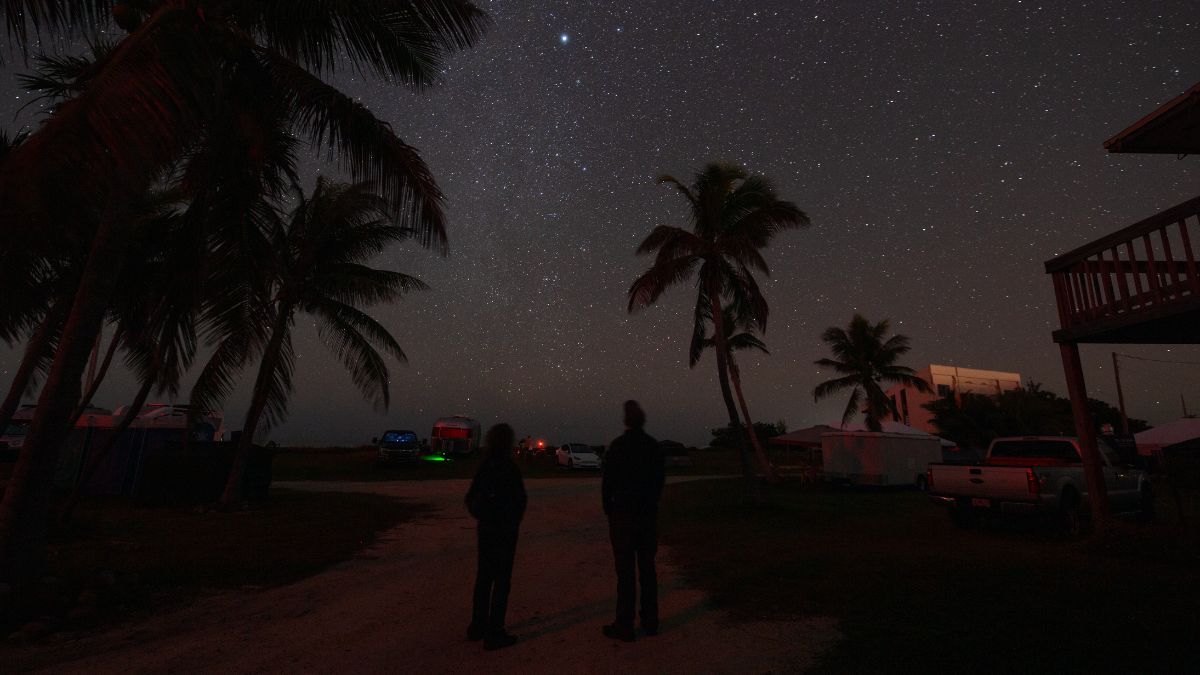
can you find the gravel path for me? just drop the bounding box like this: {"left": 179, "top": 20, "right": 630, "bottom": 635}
{"left": 26, "top": 477, "right": 838, "bottom": 673}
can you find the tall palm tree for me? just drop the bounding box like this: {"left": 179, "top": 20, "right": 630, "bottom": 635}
{"left": 813, "top": 314, "right": 930, "bottom": 431}
{"left": 629, "top": 163, "right": 810, "bottom": 487}
{"left": 193, "top": 178, "right": 427, "bottom": 505}
{"left": 0, "top": 0, "right": 487, "bottom": 585}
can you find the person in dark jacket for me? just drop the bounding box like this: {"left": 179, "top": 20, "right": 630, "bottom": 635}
{"left": 601, "top": 400, "right": 665, "bottom": 642}
{"left": 465, "top": 423, "right": 527, "bottom": 650}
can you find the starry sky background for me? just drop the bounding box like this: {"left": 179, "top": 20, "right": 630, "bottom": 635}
{"left": 2, "top": 1, "right": 1199, "bottom": 447}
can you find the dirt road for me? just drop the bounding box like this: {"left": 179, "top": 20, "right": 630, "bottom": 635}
{"left": 25, "top": 477, "right": 837, "bottom": 673}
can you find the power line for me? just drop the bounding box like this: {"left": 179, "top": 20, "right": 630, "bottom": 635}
{"left": 1114, "top": 353, "right": 1200, "bottom": 367}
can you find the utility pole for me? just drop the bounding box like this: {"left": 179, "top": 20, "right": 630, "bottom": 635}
{"left": 1111, "top": 352, "right": 1129, "bottom": 435}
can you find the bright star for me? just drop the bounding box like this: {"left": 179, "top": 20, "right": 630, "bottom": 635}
{"left": 560, "top": 33, "right": 569, "bottom": 44}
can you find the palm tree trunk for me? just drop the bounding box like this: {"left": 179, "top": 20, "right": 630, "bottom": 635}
{"left": 58, "top": 374, "right": 155, "bottom": 525}
{"left": 0, "top": 304, "right": 65, "bottom": 439}
{"left": 70, "top": 327, "right": 122, "bottom": 425}
{"left": 715, "top": 346, "right": 754, "bottom": 499}
{"left": 727, "top": 357, "right": 777, "bottom": 482}
{"left": 709, "top": 291, "right": 762, "bottom": 503}
{"left": 220, "top": 305, "right": 291, "bottom": 506}
{"left": 0, "top": 214, "right": 133, "bottom": 586}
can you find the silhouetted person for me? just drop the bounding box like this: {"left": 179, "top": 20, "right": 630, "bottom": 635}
{"left": 601, "top": 400, "right": 665, "bottom": 642}
{"left": 465, "top": 424, "right": 527, "bottom": 650}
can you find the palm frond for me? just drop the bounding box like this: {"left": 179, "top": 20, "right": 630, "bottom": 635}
{"left": 313, "top": 299, "right": 406, "bottom": 409}
{"left": 231, "top": 0, "right": 489, "bottom": 85}
{"left": 656, "top": 174, "right": 697, "bottom": 208}
{"left": 687, "top": 291, "right": 710, "bottom": 368}
{"left": 727, "top": 331, "right": 768, "bottom": 354}
{"left": 635, "top": 224, "right": 696, "bottom": 256}
{"left": 838, "top": 386, "right": 862, "bottom": 428}
{"left": 260, "top": 49, "right": 447, "bottom": 251}
{"left": 813, "top": 373, "right": 860, "bottom": 402}
{"left": 1, "top": 1, "right": 111, "bottom": 55}
{"left": 258, "top": 330, "right": 297, "bottom": 430}
{"left": 627, "top": 255, "right": 699, "bottom": 313}
{"left": 15, "top": 37, "right": 115, "bottom": 112}
{"left": 878, "top": 368, "right": 930, "bottom": 393}
{"left": 0, "top": 6, "right": 217, "bottom": 243}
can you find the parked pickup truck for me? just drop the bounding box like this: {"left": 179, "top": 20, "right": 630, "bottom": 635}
{"left": 928, "top": 436, "right": 1152, "bottom": 535}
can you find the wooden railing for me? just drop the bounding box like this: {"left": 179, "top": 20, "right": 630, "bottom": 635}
{"left": 1045, "top": 195, "right": 1200, "bottom": 335}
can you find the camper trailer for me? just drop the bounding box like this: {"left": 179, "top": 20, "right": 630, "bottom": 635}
{"left": 821, "top": 431, "right": 942, "bottom": 487}
{"left": 431, "top": 416, "right": 481, "bottom": 457}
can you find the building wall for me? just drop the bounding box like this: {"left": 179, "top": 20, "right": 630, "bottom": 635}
{"left": 885, "top": 365, "right": 1022, "bottom": 434}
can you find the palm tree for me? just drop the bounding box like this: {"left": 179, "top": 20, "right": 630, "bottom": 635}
{"left": 193, "top": 178, "right": 427, "bottom": 505}
{"left": 813, "top": 314, "right": 930, "bottom": 431}
{"left": 629, "top": 163, "right": 810, "bottom": 488}
{"left": 0, "top": 0, "right": 487, "bottom": 585}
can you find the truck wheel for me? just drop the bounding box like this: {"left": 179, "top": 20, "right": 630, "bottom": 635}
{"left": 1137, "top": 486, "right": 1156, "bottom": 523}
{"left": 1058, "top": 492, "right": 1083, "bottom": 539}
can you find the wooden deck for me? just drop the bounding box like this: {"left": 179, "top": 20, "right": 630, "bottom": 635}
{"left": 1045, "top": 195, "right": 1200, "bottom": 344}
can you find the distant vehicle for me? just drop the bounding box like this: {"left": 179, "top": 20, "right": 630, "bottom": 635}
{"left": 556, "top": 443, "right": 601, "bottom": 470}
{"left": 431, "top": 416, "right": 481, "bottom": 457}
{"left": 928, "top": 436, "right": 1153, "bottom": 535}
{"left": 0, "top": 420, "right": 27, "bottom": 462}
{"left": 377, "top": 429, "right": 421, "bottom": 464}
{"left": 518, "top": 437, "right": 550, "bottom": 460}
{"left": 821, "top": 431, "right": 942, "bottom": 487}
{"left": 659, "top": 440, "right": 693, "bottom": 467}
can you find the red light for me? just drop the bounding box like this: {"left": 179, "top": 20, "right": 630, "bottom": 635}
{"left": 537, "top": 440, "right": 545, "bottom": 448}
{"left": 1026, "top": 468, "right": 1040, "bottom": 496}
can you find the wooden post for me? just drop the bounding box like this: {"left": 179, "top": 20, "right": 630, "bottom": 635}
{"left": 1112, "top": 352, "right": 1129, "bottom": 436}
{"left": 1059, "top": 342, "right": 1110, "bottom": 531}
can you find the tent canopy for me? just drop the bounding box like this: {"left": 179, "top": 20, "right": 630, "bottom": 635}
{"left": 771, "top": 421, "right": 956, "bottom": 448}
{"left": 770, "top": 425, "right": 838, "bottom": 448}
{"left": 1134, "top": 417, "right": 1200, "bottom": 454}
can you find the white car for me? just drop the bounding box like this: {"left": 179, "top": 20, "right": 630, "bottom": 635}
{"left": 556, "top": 443, "right": 601, "bottom": 470}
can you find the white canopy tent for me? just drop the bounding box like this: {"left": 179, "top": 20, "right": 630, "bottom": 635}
{"left": 1134, "top": 418, "right": 1200, "bottom": 456}
{"left": 823, "top": 420, "right": 957, "bottom": 448}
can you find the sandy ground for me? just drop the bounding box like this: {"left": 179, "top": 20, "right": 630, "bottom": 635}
{"left": 19, "top": 477, "right": 839, "bottom": 674}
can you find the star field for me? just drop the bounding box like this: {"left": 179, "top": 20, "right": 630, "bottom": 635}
{"left": 1, "top": 1, "right": 1198, "bottom": 446}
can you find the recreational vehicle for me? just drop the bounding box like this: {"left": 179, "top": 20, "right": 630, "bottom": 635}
{"left": 431, "top": 416, "right": 481, "bottom": 457}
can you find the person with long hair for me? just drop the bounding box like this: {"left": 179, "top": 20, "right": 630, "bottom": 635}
{"left": 465, "top": 423, "right": 527, "bottom": 650}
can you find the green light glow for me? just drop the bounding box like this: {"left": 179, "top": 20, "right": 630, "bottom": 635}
{"left": 421, "top": 455, "right": 449, "bottom": 462}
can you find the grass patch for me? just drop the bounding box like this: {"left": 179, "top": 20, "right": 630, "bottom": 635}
{"left": 271, "top": 445, "right": 748, "bottom": 482}
{"left": 48, "top": 489, "right": 422, "bottom": 590}
{"left": 1, "top": 488, "right": 421, "bottom": 658}
{"left": 659, "top": 479, "right": 1200, "bottom": 673}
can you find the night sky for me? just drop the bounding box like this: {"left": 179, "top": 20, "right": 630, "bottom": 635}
{"left": 2, "top": 1, "right": 1198, "bottom": 447}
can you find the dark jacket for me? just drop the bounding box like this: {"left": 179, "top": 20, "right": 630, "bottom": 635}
{"left": 466, "top": 457, "right": 527, "bottom": 530}
{"left": 602, "top": 428, "right": 665, "bottom": 516}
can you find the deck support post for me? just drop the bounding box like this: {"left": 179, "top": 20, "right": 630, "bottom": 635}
{"left": 1058, "top": 342, "right": 1111, "bottom": 532}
